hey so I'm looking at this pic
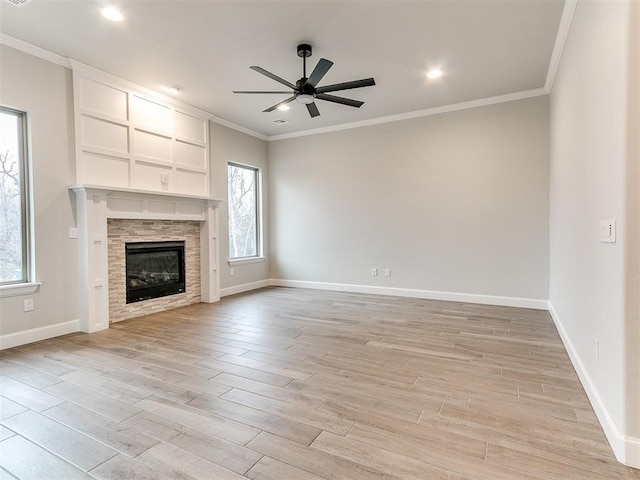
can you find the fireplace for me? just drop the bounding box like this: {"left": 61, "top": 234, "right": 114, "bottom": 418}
{"left": 125, "top": 241, "right": 186, "bottom": 303}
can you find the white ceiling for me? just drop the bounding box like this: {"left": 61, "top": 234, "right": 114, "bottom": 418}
{"left": 0, "top": 0, "right": 565, "bottom": 137}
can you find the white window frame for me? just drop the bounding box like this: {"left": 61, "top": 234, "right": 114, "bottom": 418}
{"left": 0, "top": 106, "right": 39, "bottom": 298}
{"left": 227, "top": 162, "right": 265, "bottom": 265}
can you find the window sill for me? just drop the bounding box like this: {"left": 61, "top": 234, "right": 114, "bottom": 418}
{"left": 0, "top": 282, "right": 41, "bottom": 298}
{"left": 228, "top": 256, "right": 266, "bottom": 266}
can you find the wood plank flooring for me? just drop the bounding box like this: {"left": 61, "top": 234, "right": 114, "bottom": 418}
{"left": 1, "top": 287, "right": 638, "bottom": 479}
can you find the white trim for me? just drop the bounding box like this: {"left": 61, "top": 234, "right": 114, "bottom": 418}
{"left": 269, "top": 279, "right": 548, "bottom": 310}
{"left": 221, "top": 279, "right": 270, "bottom": 297}
{"left": 0, "top": 33, "right": 71, "bottom": 68}
{"left": 624, "top": 436, "right": 640, "bottom": 469}
{"left": 268, "top": 88, "right": 548, "bottom": 142}
{"left": 544, "top": 0, "right": 579, "bottom": 92}
{"left": 0, "top": 320, "right": 79, "bottom": 350}
{"left": 68, "top": 184, "right": 221, "bottom": 202}
{"left": 0, "top": 282, "right": 41, "bottom": 298}
{"left": 228, "top": 257, "right": 266, "bottom": 266}
{"left": 210, "top": 116, "right": 268, "bottom": 141}
{"left": 547, "top": 301, "right": 629, "bottom": 466}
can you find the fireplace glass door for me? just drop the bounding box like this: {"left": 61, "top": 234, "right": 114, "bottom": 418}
{"left": 125, "top": 241, "right": 185, "bottom": 303}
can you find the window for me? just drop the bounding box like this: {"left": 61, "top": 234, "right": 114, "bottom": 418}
{"left": 228, "top": 162, "right": 262, "bottom": 261}
{"left": 0, "top": 106, "right": 31, "bottom": 286}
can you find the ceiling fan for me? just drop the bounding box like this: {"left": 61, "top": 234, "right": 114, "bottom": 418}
{"left": 233, "top": 44, "right": 375, "bottom": 118}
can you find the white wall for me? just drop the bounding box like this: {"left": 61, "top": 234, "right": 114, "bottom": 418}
{"left": 269, "top": 96, "right": 550, "bottom": 305}
{"left": 0, "top": 45, "right": 78, "bottom": 341}
{"left": 549, "top": 0, "right": 639, "bottom": 466}
{"left": 625, "top": 1, "right": 640, "bottom": 462}
{"left": 209, "top": 122, "right": 270, "bottom": 294}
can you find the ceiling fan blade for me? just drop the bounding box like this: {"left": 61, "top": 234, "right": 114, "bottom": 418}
{"left": 305, "top": 58, "right": 333, "bottom": 88}
{"left": 306, "top": 102, "right": 320, "bottom": 118}
{"left": 315, "top": 93, "right": 364, "bottom": 108}
{"left": 233, "top": 91, "right": 293, "bottom": 94}
{"left": 250, "top": 66, "right": 297, "bottom": 90}
{"left": 262, "top": 96, "right": 297, "bottom": 113}
{"left": 315, "top": 78, "right": 376, "bottom": 94}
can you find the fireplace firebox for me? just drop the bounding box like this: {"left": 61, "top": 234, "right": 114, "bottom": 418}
{"left": 125, "top": 241, "right": 185, "bottom": 303}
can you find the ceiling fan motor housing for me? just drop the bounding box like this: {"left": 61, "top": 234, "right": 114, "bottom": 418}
{"left": 296, "top": 78, "right": 314, "bottom": 95}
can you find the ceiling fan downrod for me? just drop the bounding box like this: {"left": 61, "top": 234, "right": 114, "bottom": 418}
{"left": 297, "top": 43, "right": 312, "bottom": 80}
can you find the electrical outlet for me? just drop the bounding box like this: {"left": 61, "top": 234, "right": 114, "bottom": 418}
{"left": 69, "top": 227, "right": 78, "bottom": 239}
{"left": 23, "top": 299, "right": 34, "bottom": 312}
{"left": 371, "top": 268, "right": 378, "bottom": 276}
{"left": 230, "top": 268, "right": 235, "bottom": 277}
{"left": 161, "top": 171, "right": 169, "bottom": 184}
{"left": 384, "top": 269, "right": 391, "bottom": 277}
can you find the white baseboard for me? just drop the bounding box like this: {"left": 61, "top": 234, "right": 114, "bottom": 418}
{"left": 269, "top": 279, "right": 548, "bottom": 310}
{"left": 625, "top": 436, "right": 640, "bottom": 469}
{"left": 0, "top": 320, "right": 79, "bottom": 350}
{"left": 220, "top": 279, "right": 271, "bottom": 298}
{"left": 548, "top": 302, "right": 639, "bottom": 468}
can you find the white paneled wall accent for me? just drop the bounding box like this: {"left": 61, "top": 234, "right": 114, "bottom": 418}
{"left": 72, "top": 63, "right": 210, "bottom": 197}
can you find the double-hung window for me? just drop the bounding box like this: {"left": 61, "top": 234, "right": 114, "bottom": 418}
{"left": 227, "top": 162, "right": 262, "bottom": 262}
{"left": 0, "top": 106, "right": 32, "bottom": 288}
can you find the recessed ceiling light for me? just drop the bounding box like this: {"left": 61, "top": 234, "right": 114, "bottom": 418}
{"left": 101, "top": 6, "right": 124, "bottom": 22}
{"left": 277, "top": 104, "right": 290, "bottom": 111}
{"left": 163, "top": 84, "right": 183, "bottom": 95}
{"left": 426, "top": 69, "right": 444, "bottom": 79}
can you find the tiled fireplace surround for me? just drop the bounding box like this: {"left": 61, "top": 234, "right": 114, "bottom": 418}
{"left": 71, "top": 186, "right": 220, "bottom": 333}
{"left": 107, "top": 219, "right": 201, "bottom": 322}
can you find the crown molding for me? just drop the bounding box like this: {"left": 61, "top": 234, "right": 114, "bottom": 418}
{"left": 267, "top": 88, "right": 548, "bottom": 142}
{"left": 209, "top": 115, "right": 268, "bottom": 141}
{"left": 0, "top": 33, "right": 70, "bottom": 68}
{"left": 544, "top": 0, "right": 579, "bottom": 92}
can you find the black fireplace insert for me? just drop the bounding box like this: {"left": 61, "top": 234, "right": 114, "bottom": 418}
{"left": 125, "top": 241, "right": 185, "bottom": 304}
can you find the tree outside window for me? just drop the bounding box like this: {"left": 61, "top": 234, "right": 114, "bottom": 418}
{"left": 0, "top": 107, "right": 29, "bottom": 285}
{"left": 228, "top": 163, "right": 259, "bottom": 259}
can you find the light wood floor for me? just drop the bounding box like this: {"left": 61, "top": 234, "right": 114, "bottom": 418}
{"left": 1, "top": 287, "right": 638, "bottom": 479}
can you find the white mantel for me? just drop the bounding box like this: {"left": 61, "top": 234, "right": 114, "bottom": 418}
{"left": 71, "top": 185, "right": 222, "bottom": 333}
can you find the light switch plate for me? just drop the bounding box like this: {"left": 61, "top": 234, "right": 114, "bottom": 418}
{"left": 600, "top": 220, "right": 616, "bottom": 243}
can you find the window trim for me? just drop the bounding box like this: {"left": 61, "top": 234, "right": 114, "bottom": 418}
{"left": 227, "top": 161, "right": 263, "bottom": 262}
{"left": 228, "top": 256, "right": 266, "bottom": 267}
{"left": 0, "top": 105, "right": 34, "bottom": 289}
{"left": 0, "top": 282, "right": 41, "bottom": 298}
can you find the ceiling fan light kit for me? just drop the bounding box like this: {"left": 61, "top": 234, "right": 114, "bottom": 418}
{"left": 233, "top": 43, "right": 375, "bottom": 118}
{"left": 296, "top": 94, "right": 314, "bottom": 104}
